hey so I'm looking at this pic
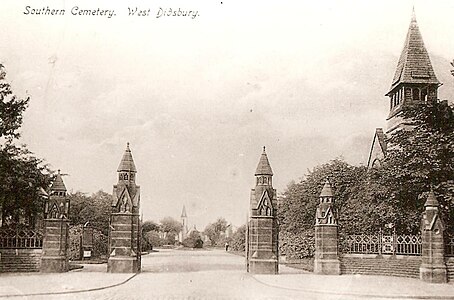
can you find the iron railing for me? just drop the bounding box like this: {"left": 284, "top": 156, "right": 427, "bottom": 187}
{"left": 445, "top": 236, "right": 454, "bottom": 257}
{"left": 0, "top": 228, "right": 43, "bottom": 249}
{"left": 344, "top": 232, "right": 421, "bottom": 256}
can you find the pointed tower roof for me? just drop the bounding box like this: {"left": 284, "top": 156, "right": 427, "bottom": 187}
{"left": 387, "top": 10, "right": 440, "bottom": 95}
{"left": 320, "top": 179, "right": 334, "bottom": 197}
{"left": 424, "top": 188, "right": 439, "bottom": 207}
{"left": 255, "top": 146, "right": 273, "bottom": 176}
{"left": 181, "top": 205, "right": 187, "bottom": 218}
{"left": 50, "top": 170, "right": 67, "bottom": 192}
{"left": 117, "top": 142, "right": 137, "bottom": 173}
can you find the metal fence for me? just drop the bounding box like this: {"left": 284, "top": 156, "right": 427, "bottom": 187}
{"left": 445, "top": 236, "right": 454, "bottom": 257}
{"left": 343, "top": 232, "right": 421, "bottom": 256}
{"left": 0, "top": 228, "right": 43, "bottom": 249}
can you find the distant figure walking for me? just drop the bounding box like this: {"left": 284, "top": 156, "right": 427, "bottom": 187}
{"left": 225, "top": 242, "right": 229, "bottom": 251}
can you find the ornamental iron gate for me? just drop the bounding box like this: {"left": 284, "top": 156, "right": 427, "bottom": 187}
{"left": 343, "top": 230, "right": 421, "bottom": 256}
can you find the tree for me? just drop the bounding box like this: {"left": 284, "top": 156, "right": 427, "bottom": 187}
{"left": 204, "top": 217, "right": 228, "bottom": 246}
{"left": 141, "top": 220, "right": 162, "bottom": 250}
{"left": 183, "top": 230, "right": 203, "bottom": 248}
{"left": 373, "top": 99, "right": 454, "bottom": 233}
{"left": 0, "top": 64, "right": 52, "bottom": 228}
{"left": 278, "top": 159, "right": 368, "bottom": 258}
{"left": 0, "top": 64, "right": 29, "bottom": 142}
{"left": 142, "top": 220, "right": 160, "bottom": 233}
{"left": 159, "top": 217, "right": 182, "bottom": 234}
{"left": 230, "top": 224, "right": 246, "bottom": 251}
{"left": 0, "top": 141, "right": 52, "bottom": 227}
{"left": 68, "top": 190, "right": 111, "bottom": 235}
{"left": 278, "top": 159, "right": 364, "bottom": 234}
{"left": 159, "top": 217, "right": 182, "bottom": 245}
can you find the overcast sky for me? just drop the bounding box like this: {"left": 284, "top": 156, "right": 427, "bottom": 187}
{"left": 1, "top": 0, "right": 453, "bottom": 230}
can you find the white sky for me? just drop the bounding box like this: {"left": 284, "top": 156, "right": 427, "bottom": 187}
{"left": 1, "top": 0, "right": 453, "bottom": 230}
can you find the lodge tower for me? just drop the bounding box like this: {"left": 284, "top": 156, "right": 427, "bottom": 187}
{"left": 368, "top": 10, "right": 441, "bottom": 168}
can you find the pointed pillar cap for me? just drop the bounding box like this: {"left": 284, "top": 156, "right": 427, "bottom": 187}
{"left": 320, "top": 179, "right": 334, "bottom": 197}
{"left": 50, "top": 169, "right": 67, "bottom": 192}
{"left": 255, "top": 146, "right": 273, "bottom": 176}
{"left": 117, "top": 142, "right": 137, "bottom": 172}
{"left": 424, "top": 188, "right": 439, "bottom": 207}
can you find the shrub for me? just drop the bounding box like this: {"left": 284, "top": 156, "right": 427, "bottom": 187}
{"left": 230, "top": 225, "right": 246, "bottom": 251}
{"left": 279, "top": 230, "right": 315, "bottom": 259}
{"left": 183, "top": 230, "right": 204, "bottom": 248}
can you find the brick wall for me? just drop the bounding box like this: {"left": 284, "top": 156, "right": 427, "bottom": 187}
{"left": 0, "top": 249, "right": 42, "bottom": 272}
{"left": 340, "top": 254, "right": 421, "bottom": 278}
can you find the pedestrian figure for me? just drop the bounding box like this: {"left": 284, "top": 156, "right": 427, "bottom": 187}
{"left": 225, "top": 242, "right": 229, "bottom": 251}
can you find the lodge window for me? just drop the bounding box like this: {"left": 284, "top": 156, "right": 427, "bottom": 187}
{"left": 413, "top": 88, "right": 420, "bottom": 101}
{"left": 421, "top": 88, "right": 428, "bottom": 102}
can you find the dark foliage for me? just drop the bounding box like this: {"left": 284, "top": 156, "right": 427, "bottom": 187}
{"left": 230, "top": 224, "right": 246, "bottom": 252}
{"left": 0, "top": 65, "right": 52, "bottom": 227}
{"left": 183, "top": 230, "right": 203, "bottom": 248}
{"left": 68, "top": 191, "right": 111, "bottom": 235}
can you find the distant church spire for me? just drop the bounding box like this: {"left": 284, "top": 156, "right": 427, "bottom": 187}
{"left": 181, "top": 205, "right": 187, "bottom": 218}
{"left": 386, "top": 9, "right": 440, "bottom": 133}
{"left": 181, "top": 205, "right": 188, "bottom": 241}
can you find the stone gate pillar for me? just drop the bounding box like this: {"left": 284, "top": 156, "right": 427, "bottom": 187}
{"left": 420, "top": 189, "right": 447, "bottom": 283}
{"left": 41, "top": 170, "right": 70, "bottom": 272}
{"left": 246, "top": 147, "right": 279, "bottom": 274}
{"left": 314, "top": 179, "right": 340, "bottom": 275}
{"left": 108, "top": 143, "right": 141, "bottom": 273}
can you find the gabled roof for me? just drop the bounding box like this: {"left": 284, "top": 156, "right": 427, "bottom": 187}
{"left": 367, "top": 128, "right": 387, "bottom": 168}
{"left": 117, "top": 142, "right": 137, "bottom": 173}
{"left": 387, "top": 10, "right": 440, "bottom": 95}
{"left": 375, "top": 128, "right": 387, "bottom": 153}
{"left": 112, "top": 185, "right": 132, "bottom": 208}
{"left": 257, "top": 189, "right": 272, "bottom": 209}
{"left": 320, "top": 179, "right": 333, "bottom": 197}
{"left": 50, "top": 170, "right": 67, "bottom": 192}
{"left": 255, "top": 146, "right": 273, "bottom": 176}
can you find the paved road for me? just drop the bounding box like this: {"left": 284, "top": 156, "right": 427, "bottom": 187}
{"left": 2, "top": 249, "right": 454, "bottom": 300}
{"left": 72, "top": 249, "right": 307, "bottom": 300}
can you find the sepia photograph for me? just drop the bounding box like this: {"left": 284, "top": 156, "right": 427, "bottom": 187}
{"left": 0, "top": 0, "right": 453, "bottom": 299}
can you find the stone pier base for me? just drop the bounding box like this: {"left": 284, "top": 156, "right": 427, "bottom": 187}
{"left": 420, "top": 264, "right": 447, "bottom": 283}
{"left": 107, "top": 257, "right": 139, "bottom": 273}
{"left": 314, "top": 258, "right": 340, "bottom": 275}
{"left": 314, "top": 225, "right": 340, "bottom": 275}
{"left": 40, "top": 219, "right": 69, "bottom": 273}
{"left": 40, "top": 256, "right": 68, "bottom": 273}
{"left": 249, "top": 258, "right": 278, "bottom": 274}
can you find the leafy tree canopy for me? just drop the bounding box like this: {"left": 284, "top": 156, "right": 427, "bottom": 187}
{"left": 142, "top": 220, "right": 160, "bottom": 233}
{"left": 159, "top": 216, "right": 182, "bottom": 235}
{"left": 278, "top": 158, "right": 365, "bottom": 235}
{"left": 203, "top": 217, "right": 228, "bottom": 246}
{"left": 372, "top": 99, "right": 454, "bottom": 233}
{"left": 0, "top": 64, "right": 52, "bottom": 227}
{"left": 68, "top": 190, "right": 111, "bottom": 235}
{"left": 0, "top": 64, "right": 29, "bottom": 142}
